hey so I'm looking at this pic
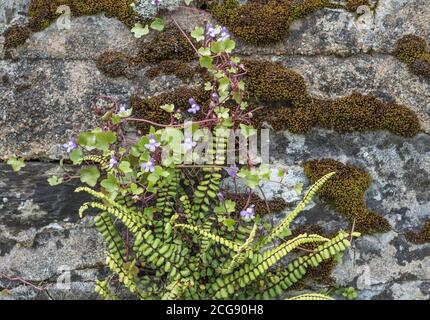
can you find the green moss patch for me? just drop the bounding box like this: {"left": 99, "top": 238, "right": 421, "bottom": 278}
{"left": 303, "top": 159, "right": 391, "bottom": 234}
{"left": 96, "top": 51, "right": 131, "bottom": 78}
{"left": 210, "top": 0, "right": 343, "bottom": 45}
{"left": 248, "top": 60, "right": 421, "bottom": 137}
{"left": 394, "top": 35, "right": 430, "bottom": 80}
{"left": 244, "top": 59, "right": 310, "bottom": 106}
{"left": 133, "top": 26, "right": 195, "bottom": 64}
{"left": 225, "top": 193, "right": 288, "bottom": 216}
{"left": 96, "top": 27, "right": 196, "bottom": 79}
{"left": 3, "top": 25, "right": 32, "bottom": 49}
{"left": 28, "top": 0, "right": 138, "bottom": 31}
{"left": 3, "top": 0, "right": 138, "bottom": 51}
{"left": 147, "top": 60, "right": 195, "bottom": 81}
{"left": 406, "top": 220, "right": 430, "bottom": 244}
{"left": 130, "top": 86, "right": 209, "bottom": 131}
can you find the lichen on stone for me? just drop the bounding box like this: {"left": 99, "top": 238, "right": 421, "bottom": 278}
{"left": 406, "top": 220, "right": 430, "bottom": 244}
{"left": 132, "top": 0, "right": 180, "bottom": 20}
{"left": 303, "top": 158, "right": 391, "bottom": 234}
{"left": 394, "top": 34, "right": 430, "bottom": 80}
{"left": 344, "top": 0, "right": 370, "bottom": 13}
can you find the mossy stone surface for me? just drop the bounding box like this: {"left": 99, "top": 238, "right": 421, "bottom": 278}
{"left": 3, "top": 25, "right": 32, "bottom": 49}
{"left": 303, "top": 159, "right": 391, "bottom": 234}
{"left": 406, "top": 220, "right": 430, "bottom": 244}
{"left": 245, "top": 59, "right": 420, "bottom": 137}
{"left": 210, "top": 0, "right": 334, "bottom": 45}
{"left": 96, "top": 51, "right": 131, "bottom": 78}
{"left": 394, "top": 34, "right": 430, "bottom": 80}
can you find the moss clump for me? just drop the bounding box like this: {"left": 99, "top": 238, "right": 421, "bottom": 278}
{"left": 96, "top": 27, "right": 197, "bottom": 79}
{"left": 244, "top": 59, "right": 310, "bottom": 106}
{"left": 320, "top": 93, "right": 421, "bottom": 137}
{"left": 394, "top": 35, "right": 430, "bottom": 80}
{"left": 96, "top": 51, "right": 131, "bottom": 78}
{"left": 345, "top": 0, "right": 370, "bottom": 12}
{"left": 410, "top": 56, "right": 430, "bottom": 80}
{"left": 3, "top": 25, "right": 32, "bottom": 49}
{"left": 225, "top": 193, "right": 288, "bottom": 216}
{"left": 303, "top": 159, "right": 391, "bottom": 234}
{"left": 147, "top": 60, "right": 194, "bottom": 81}
{"left": 252, "top": 91, "right": 420, "bottom": 137}
{"left": 134, "top": 27, "right": 195, "bottom": 64}
{"left": 3, "top": 0, "right": 139, "bottom": 49}
{"left": 394, "top": 34, "right": 428, "bottom": 64}
{"left": 406, "top": 220, "right": 430, "bottom": 244}
{"left": 130, "top": 86, "right": 209, "bottom": 131}
{"left": 28, "top": 0, "right": 138, "bottom": 31}
{"left": 210, "top": 0, "right": 335, "bottom": 45}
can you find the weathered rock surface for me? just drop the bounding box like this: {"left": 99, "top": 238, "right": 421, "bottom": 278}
{"left": 0, "top": 1, "right": 429, "bottom": 299}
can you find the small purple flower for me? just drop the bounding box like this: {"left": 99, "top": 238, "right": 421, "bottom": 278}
{"left": 225, "top": 164, "right": 239, "bottom": 178}
{"left": 109, "top": 155, "right": 118, "bottom": 169}
{"left": 141, "top": 158, "right": 155, "bottom": 173}
{"left": 117, "top": 104, "right": 127, "bottom": 114}
{"left": 183, "top": 136, "right": 197, "bottom": 152}
{"left": 218, "top": 26, "right": 230, "bottom": 41}
{"left": 63, "top": 138, "right": 77, "bottom": 153}
{"left": 145, "top": 134, "right": 160, "bottom": 152}
{"left": 206, "top": 23, "right": 220, "bottom": 39}
{"left": 211, "top": 92, "right": 219, "bottom": 102}
{"left": 240, "top": 205, "right": 255, "bottom": 220}
{"left": 187, "top": 98, "right": 201, "bottom": 114}
{"left": 217, "top": 192, "right": 225, "bottom": 202}
{"left": 151, "top": 0, "right": 161, "bottom": 5}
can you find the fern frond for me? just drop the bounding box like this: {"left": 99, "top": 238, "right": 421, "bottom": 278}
{"left": 253, "top": 231, "right": 360, "bottom": 299}
{"left": 95, "top": 279, "right": 118, "bottom": 300}
{"left": 94, "top": 212, "right": 127, "bottom": 263}
{"left": 175, "top": 223, "right": 242, "bottom": 252}
{"left": 210, "top": 233, "right": 329, "bottom": 299}
{"left": 221, "top": 223, "right": 258, "bottom": 274}
{"left": 162, "top": 278, "right": 193, "bottom": 300}
{"left": 261, "top": 172, "right": 336, "bottom": 246}
{"left": 287, "top": 293, "right": 334, "bottom": 300}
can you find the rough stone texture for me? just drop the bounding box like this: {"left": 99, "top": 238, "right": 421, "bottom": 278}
{"left": 0, "top": 1, "right": 429, "bottom": 299}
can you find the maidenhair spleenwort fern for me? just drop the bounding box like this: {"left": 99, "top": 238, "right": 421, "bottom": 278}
{"left": 76, "top": 170, "right": 360, "bottom": 300}
{"left": 56, "top": 22, "right": 362, "bottom": 301}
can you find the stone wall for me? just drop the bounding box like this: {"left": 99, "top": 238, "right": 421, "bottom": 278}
{"left": 0, "top": 0, "right": 429, "bottom": 299}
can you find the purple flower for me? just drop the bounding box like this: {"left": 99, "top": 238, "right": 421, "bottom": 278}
{"left": 206, "top": 24, "right": 220, "bottom": 39}
{"left": 117, "top": 104, "right": 127, "bottom": 114}
{"left": 225, "top": 164, "right": 239, "bottom": 178}
{"left": 217, "top": 192, "right": 225, "bottom": 202}
{"left": 151, "top": 0, "right": 161, "bottom": 5}
{"left": 141, "top": 158, "right": 155, "bottom": 173}
{"left": 145, "top": 134, "right": 160, "bottom": 152}
{"left": 211, "top": 92, "right": 219, "bottom": 102}
{"left": 218, "top": 27, "right": 230, "bottom": 41}
{"left": 240, "top": 205, "right": 255, "bottom": 220}
{"left": 187, "top": 98, "right": 201, "bottom": 114}
{"left": 63, "top": 138, "right": 77, "bottom": 153}
{"left": 183, "top": 136, "right": 197, "bottom": 152}
{"left": 109, "top": 155, "right": 118, "bottom": 169}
